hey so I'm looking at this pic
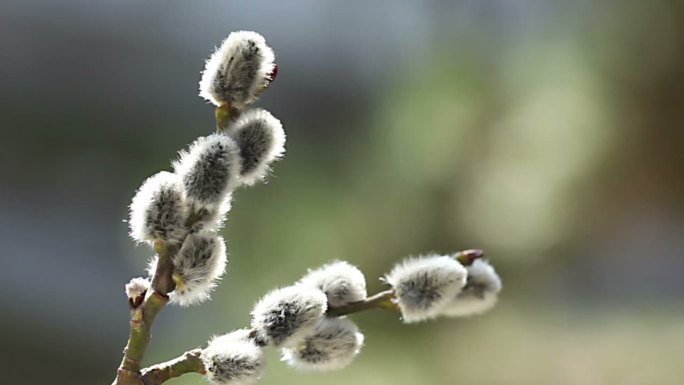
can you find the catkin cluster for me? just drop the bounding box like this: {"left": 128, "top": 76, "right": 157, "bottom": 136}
{"left": 203, "top": 261, "right": 367, "bottom": 385}
{"left": 119, "top": 30, "right": 503, "bottom": 385}
{"left": 201, "top": 255, "right": 501, "bottom": 385}
{"left": 385, "top": 253, "right": 502, "bottom": 323}
{"left": 127, "top": 31, "right": 284, "bottom": 306}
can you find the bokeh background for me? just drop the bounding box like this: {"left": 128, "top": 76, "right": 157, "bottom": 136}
{"left": 2, "top": 1, "right": 683, "bottom": 384}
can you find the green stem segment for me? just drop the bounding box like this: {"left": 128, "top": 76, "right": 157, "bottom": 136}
{"left": 150, "top": 241, "right": 178, "bottom": 295}
{"left": 114, "top": 241, "right": 176, "bottom": 385}
{"left": 114, "top": 291, "right": 168, "bottom": 385}
{"left": 141, "top": 349, "right": 205, "bottom": 385}
{"left": 326, "top": 289, "right": 397, "bottom": 317}
{"left": 215, "top": 103, "right": 240, "bottom": 133}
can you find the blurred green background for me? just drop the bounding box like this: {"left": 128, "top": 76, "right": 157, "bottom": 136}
{"left": 1, "top": 1, "right": 683, "bottom": 384}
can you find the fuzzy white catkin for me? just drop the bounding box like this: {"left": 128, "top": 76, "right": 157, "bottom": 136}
{"left": 440, "top": 259, "right": 502, "bottom": 317}
{"left": 174, "top": 134, "right": 241, "bottom": 210}
{"left": 251, "top": 285, "right": 328, "bottom": 347}
{"left": 202, "top": 329, "right": 265, "bottom": 385}
{"left": 281, "top": 317, "right": 364, "bottom": 371}
{"left": 170, "top": 231, "right": 228, "bottom": 306}
{"left": 385, "top": 255, "right": 467, "bottom": 323}
{"left": 199, "top": 31, "right": 276, "bottom": 108}
{"left": 195, "top": 194, "right": 233, "bottom": 232}
{"left": 298, "top": 261, "right": 367, "bottom": 307}
{"left": 225, "top": 109, "right": 286, "bottom": 186}
{"left": 129, "top": 171, "right": 187, "bottom": 244}
{"left": 125, "top": 277, "right": 150, "bottom": 299}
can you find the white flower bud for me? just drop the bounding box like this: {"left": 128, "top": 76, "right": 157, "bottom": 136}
{"left": 225, "top": 109, "right": 286, "bottom": 186}
{"left": 125, "top": 277, "right": 150, "bottom": 300}
{"left": 385, "top": 255, "right": 467, "bottom": 323}
{"left": 281, "top": 317, "right": 364, "bottom": 371}
{"left": 170, "top": 231, "right": 228, "bottom": 306}
{"left": 202, "top": 329, "right": 265, "bottom": 385}
{"left": 441, "top": 259, "right": 502, "bottom": 317}
{"left": 199, "top": 31, "right": 276, "bottom": 108}
{"left": 174, "top": 134, "right": 241, "bottom": 210}
{"left": 251, "top": 285, "right": 327, "bottom": 347}
{"left": 299, "top": 261, "right": 367, "bottom": 307}
{"left": 129, "top": 171, "right": 187, "bottom": 244}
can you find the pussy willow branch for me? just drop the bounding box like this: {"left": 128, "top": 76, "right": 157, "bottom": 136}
{"left": 115, "top": 239, "right": 483, "bottom": 385}
{"left": 140, "top": 348, "right": 205, "bottom": 385}
{"left": 114, "top": 103, "right": 240, "bottom": 385}
{"left": 135, "top": 289, "right": 399, "bottom": 385}
{"left": 113, "top": 241, "right": 179, "bottom": 385}
{"left": 326, "top": 289, "right": 397, "bottom": 317}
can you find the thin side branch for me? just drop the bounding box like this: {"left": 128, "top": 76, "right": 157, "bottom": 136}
{"left": 141, "top": 348, "right": 205, "bottom": 385}
{"left": 327, "top": 289, "right": 397, "bottom": 317}
{"left": 130, "top": 289, "right": 398, "bottom": 384}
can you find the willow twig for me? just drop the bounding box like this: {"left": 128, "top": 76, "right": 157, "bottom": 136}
{"left": 140, "top": 348, "right": 205, "bottom": 385}
{"left": 326, "top": 289, "right": 397, "bottom": 317}
{"left": 113, "top": 241, "right": 178, "bottom": 385}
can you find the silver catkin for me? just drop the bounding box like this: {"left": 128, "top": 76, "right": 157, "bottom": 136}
{"left": 129, "top": 171, "right": 187, "bottom": 244}
{"left": 251, "top": 285, "right": 327, "bottom": 347}
{"left": 441, "top": 258, "right": 502, "bottom": 317}
{"left": 385, "top": 255, "right": 467, "bottom": 323}
{"left": 298, "top": 261, "right": 367, "bottom": 307}
{"left": 225, "top": 109, "right": 286, "bottom": 186}
{"left": 174, "top": 134, "right": 241, "bottom": 209}
{"left": 281, "top": 317, "right": 364, "bottom": 371}
{"left": 170, "top": 230, "right": 228, "bottom": 306}
{"left": 202, "top": 329, "right": 265, "bottom": 385}
{"left": 199, "top": 31, "right": 276, "bottom": 108}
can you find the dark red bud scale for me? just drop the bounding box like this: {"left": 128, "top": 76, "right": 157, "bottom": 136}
{"left": 455, "top": 249, "right": 485, "bottom": 266}
{"left": 267, "top": 64, "right": 278, "bottom": 83}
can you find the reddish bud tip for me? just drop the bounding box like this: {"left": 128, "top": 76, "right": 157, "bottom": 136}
{"left": 455, "top": 249, "right": 485, "bottom": 266}
{"left": 267, "top": 64, "right": 278, "bottom": 83}
{"left": 128, "top": 291, "right": 146, "bottom": 309}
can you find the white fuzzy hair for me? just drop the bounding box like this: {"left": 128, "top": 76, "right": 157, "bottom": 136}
{"left": 385, "top": 255, "right": 467, "bottom": 323}
{"left": 146, "top": 255, "right": 159, "bottom": 279}
{"left": 199, "top": 31, "right": 276, "bottom": 108}
{"left": 173, "top": 134, "right": 241, "bottom": 208}
{"left": 440, "top": 259, "right": 501, "bottom": 317}
{"left": 250, "top": 285, "right": 327, "bottom": 347}
{"left": 191, "top": 193, "right": 232, "bottom": 233}
{"left": 145, "top": 232, "right": 227, "bottom": 307}
{"left": 202, "top": 329, "right": 265, "bottom": 385}
{"left": 169, "top": 231, "right": 227, "bottom": 306}
{"left": 225, "top": 108, "right": 286, "bottom": 186}
{"left": 128, "top": 171, "right": 187, "bottom": 244}
{"left": 298, "top": 261, "right": 367, "bottom": 307}
{"left": 124, "top": 277, "right": 150, "bottom": 299}
{"left": 281, "top": 317, "right": 364, "bottom": 371}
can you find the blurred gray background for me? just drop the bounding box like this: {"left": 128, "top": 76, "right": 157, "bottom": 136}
{"left": 1, "top": 1, "right": 683, "bottom": 384}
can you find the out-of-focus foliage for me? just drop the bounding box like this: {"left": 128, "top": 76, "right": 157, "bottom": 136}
{"left": 1, "top": 1, "right": 683, "bottom": 384}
